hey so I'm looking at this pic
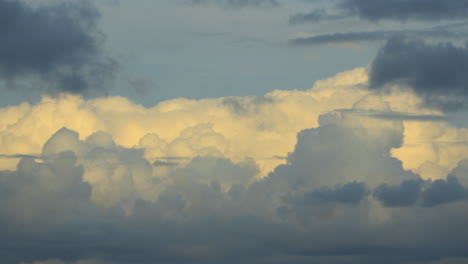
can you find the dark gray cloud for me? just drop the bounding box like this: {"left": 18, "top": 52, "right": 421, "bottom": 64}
{"left": 153, "top": 160, "right": 180, "bottom": 167}
{"left": 0, "top": 153, "right": 46, "bottom": 160}
{"left": 181, "top": 0, "right": 279, "bottom": 8}
{"left": 374, "top": 179, "right": 423, "bottom": 207}
{"left": 290, "top": 181, "right": 368, "bottom": 205}
{"left": 374, "top": 176, "right": 468, "bottom": 207}
{"left": 422, "top": 175, "right": 468, "bottom": 207}
{"left": 336, "top": 109, "right": 450, "bottom": 122}
{"left": 0, "top": 0, "right": 116, "bottom": 95}
{"left": 289, "top": 29, "right": 466, "bottom": 46}
{"left": 369, "top": 37, "right": 468, "bottom": 111}
{"left": 339, "top": 0, "right": 468, "bottom": 22}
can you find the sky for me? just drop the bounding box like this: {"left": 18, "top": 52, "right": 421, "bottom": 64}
{"left": 1, "top": 0, "right": 468, "bottom": 263}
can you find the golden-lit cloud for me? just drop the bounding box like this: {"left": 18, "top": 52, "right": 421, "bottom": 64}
{"left": 1, "top": 67, "right": 468, "bottom": 182}
{"left": 0, "top": 68, "right": 368, "bottom": 177}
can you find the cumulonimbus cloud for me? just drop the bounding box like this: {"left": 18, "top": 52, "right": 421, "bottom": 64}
{"left": 2, "top": 68, "right": 468, "bottom": 263}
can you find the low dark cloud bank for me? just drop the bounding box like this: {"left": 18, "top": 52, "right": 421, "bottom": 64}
{"left": 0, "top": 0, "right": 116, "bottom": 95}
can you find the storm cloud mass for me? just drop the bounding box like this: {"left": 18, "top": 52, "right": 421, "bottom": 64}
{"left": 0, "top": 0, "right": 115, "bottom": 94}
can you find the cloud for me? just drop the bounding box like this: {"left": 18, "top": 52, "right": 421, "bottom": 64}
{"left": 0, "top": 153, "right": 45, "bottom": 160}
{"left": 2, "top": 67, "right": 468, "bottom": 179}
{"left": 3, "top": 68, "right": 468, "bottom": 263}
{"left": 289, "top": 29, "right": 466, "bottom": 46}
{"left": 3, "top": 67, "right": 468, "bottom": 181}
{"left": 288, "top": 8, "right": 344, "bottom": 24}
{"left": 374, "top": 179, "right": 424, "bottom": 207}
{"left": 0, "top": 68, "right": 369, "bottom": 176}
{"left": 339, "top": 0, "right": 468, "bottom": 22}
{"left": 152, "top": 160, "right": 180, "bottom": 167}
{"left": 0, "top": 0, "right": 116, "bottom": 95}
{"left": 181, "top": 0, "right": 279, "bottom": 8}
{"left": 422, "top": 175, "right": 468, "bottom": 207}
{"left": 2, "top": 117, "right": 468, "bottom": 263}
{"left": 336, "top": 109, "right": 449, "bottom": 122}
{"left": 0, "top": 151, "right": 94, "bottom": 225}
{"left": 287, "top": 181, "right": 369, "bottom": 205}
{"left": 374, "top": 175, "right": 468, "bottom": 207}
{"left": 294, "top": 0, "right": 468, "bottom": 22}
{"left": 369, "top": 37, "right": 468, "bottom": 111}
{"left": 20, "top": 260, "right": 105, "bottom": 264}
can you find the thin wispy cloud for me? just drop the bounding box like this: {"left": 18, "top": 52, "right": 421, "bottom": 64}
{"left": 336, "top": 109, "right": 450, "bottom": 122}
{"left": 289, "top": 28, "right": 467, "bottom": 46}
{"left": 181, "top": 0, "right": 279, "bottom": 8}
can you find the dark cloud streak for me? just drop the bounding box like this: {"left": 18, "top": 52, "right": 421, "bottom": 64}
{"left": 336, "top": 109, "right": 450, "bottom": 122}
{"left": 300, "top": 181, "right": 368, "bottom": 204}
{"left": 289, "top": 29, "right": 466, "bottom": 46}
{"left": 340, "top": 0, "right": 468, "bottom": 22}
{"left": 292, "top": 0, "right": 468, "bottom": 23}
{"left": 181, "top": 0, "right": 279, "bottom": 8}
{"left": 289, "top": 8, "right": 344, "bottom": 24}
